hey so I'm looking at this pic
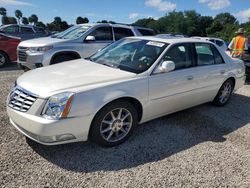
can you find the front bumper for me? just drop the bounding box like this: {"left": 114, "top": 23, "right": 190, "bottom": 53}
{"left": 17, "top": 50, "right": 44, "bottom": 70}
{"left": 17, "top": 49, "right": 53, "bottom": 70}
{"left": 234, "top": 75, "right": 246, "bottom": 91}
{"left": 7, "top": 106, "right": 93, "bottom": 145}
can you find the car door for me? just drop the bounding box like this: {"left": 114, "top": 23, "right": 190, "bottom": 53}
{"left": 147, "top": 43, "right": 200, "bottom": 119}
{"left": 82, "top": 26, "right": 114, "bottom": 58}
{"left": 20, "top": 26, "right": 35, "bottom": 40}
{"left": 193, "top": 43, "right": 228, "bottom": 102}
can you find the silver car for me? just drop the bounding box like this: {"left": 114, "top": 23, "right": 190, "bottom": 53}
{"left": 7, "top": 37, "right": 245, "bottom": 147}
{"left": 17, "top": 23, "right": 154, "bottom": 70}
{"left": 192, "top": 37, "right": 228, "bottom": 51}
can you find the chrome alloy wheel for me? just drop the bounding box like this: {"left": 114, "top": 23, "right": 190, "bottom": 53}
{"left": 100, "top": 108, "right": 133, "bottom": 142}
{"left": 219, "top": 81, "right": 232, "bottom": 104}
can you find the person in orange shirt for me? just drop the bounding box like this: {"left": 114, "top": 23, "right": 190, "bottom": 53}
{"left": 228, "top": 28, "right": 248, "bottom": 58}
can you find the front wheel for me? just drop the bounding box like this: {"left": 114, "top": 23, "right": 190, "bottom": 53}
{"left": 213, "top": 79, "right": 234, "bottom": 106}
{"left": 90, "top": 100, "right": 138, "bottom": 147}
{"left": 0, "top": 52, "right": 7, "bottom": 68}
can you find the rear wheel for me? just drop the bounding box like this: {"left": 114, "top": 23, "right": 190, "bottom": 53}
{"left": 213, "top": 79, "right": 234, "bottom": 106}
{"left": 0, "top": 51, "right": 8, "bottom": 68}
{"left": 90, "top": 100, "right": 138, "bottom": 147}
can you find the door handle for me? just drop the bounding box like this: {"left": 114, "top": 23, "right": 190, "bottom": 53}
{"left": 220, "top": 70, "right": 225, "bottom": 74}
{"left": 187, "top": 75, "right": 194, "bottom": 80}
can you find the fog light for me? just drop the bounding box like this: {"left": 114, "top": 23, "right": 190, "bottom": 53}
{"left": 34, "top": 63, "right": 43, "bottom": 68}
{"left": 38, "top": 134, "right": 76, "bottom": 143}
{"left": 38, "top": 135, "right": 57, "bottom": 143}
{"left": 56, "top": 134, "right": 76, "bottom": 142}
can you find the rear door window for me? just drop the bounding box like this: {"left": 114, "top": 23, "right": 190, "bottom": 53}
{"left": 114, "top": 27, "right": 134, "bottom": 41}
{"left": 20, "top": 27, "right": 34, "bottom": 34}
{"left": 195, "top": 43, "right": 214, "bottom": 66}
{"left": 211, "top": 45, "right": 225, "bottom": 64}
{"left": 89, "top": 27, "right": 113, "bottom": 41}
{"left": 195, "top": 43, "right": 224, "bottom": 66}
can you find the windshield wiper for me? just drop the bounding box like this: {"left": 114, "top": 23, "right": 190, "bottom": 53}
{"left": 85, "top": 57, "right": 93, "bottom": 62}
{"left": 101, "top": 63, "right": 120, "bottom": 69}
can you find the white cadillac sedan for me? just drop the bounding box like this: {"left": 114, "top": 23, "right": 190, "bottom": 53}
{"left": 7, "top": 37, "right": 245, "bottom": 147}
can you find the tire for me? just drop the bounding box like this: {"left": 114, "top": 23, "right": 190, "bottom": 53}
{"left": 51, "top": 54, "right": 77, "bottom": 65}
{"left": 90, "top": 100, "right": 138, "bottom": 147}
{"left": 213, "top": 79, "right": 234, "bottom": 106}
{"left": 0, "top": 51, "right": 8, "bottom": 68}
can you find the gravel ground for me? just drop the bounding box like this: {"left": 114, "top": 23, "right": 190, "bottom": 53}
{"left": 0, "top": 63, "right": 250, "bottom": 188}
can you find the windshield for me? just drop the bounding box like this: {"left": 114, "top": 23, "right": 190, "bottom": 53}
{"left": 54, "top": 25, "right": 90, "bottom": 39}
{"left": 90, "top": 38, "right": 167, "bottom": 74}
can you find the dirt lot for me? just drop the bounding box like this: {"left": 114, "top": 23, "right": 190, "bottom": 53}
{"left": 0, "top": 63, "right": 250, "bottom": 188}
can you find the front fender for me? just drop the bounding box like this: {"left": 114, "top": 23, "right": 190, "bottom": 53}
{"left": 69, "top": 77, "right": 148, "bottom": 120}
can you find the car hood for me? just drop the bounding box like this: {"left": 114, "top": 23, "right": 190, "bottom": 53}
{"left": 17, "top": 59, "right": 136, "bottom": 98}
{"left": 18, "top": 37, "right": 69, "bottom": 47}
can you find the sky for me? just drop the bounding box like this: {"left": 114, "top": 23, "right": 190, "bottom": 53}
{"left": 0, "top": 0, "right": 250, "bottom": 24}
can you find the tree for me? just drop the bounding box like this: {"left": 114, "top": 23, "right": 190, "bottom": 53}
{"left": 47, "top": 17, "right": 69, "bottom": 32}
{"left": 0, "top": 7, "right": 7, "bottom": 16}
{"left": 22, "top": 17, "right": 29, "bottom": 25}
{"left": 198, "top": 16, "right": 213, "bottom": 36}
{"left": 76, "top": 16, "right": 89, "bottom": 24}
{"left": 2, "top": 16, "right": 9, "bottom": 25}
{"left": 214, "top": 13, "right": 237, "bottom": 25}
{"left": 36, "top": 21, "right": 46, "bottom": 29}
{"left": 15, "top": 9, "right": 22, "bottom": 24}
{"left": 183, "top": 10, "right": 201, "bottom": 36}
{"left": 108, "top": 21, "right": 116, "bottom": 24}
{"left": 28, "top": 14, "right": 38, "bottom": 25}
{"left": 98, "top": 20, "right": 108, "bottom": 23}
{"left": 160, "top": 11, "right": 186, "bottom": 34}
{"left": 60, "top": 21, "right": 69, "bottom": 30}
{"left": 54, "top": 16, "right": 62, "bottom": 24}
{"left": 8, "top": 17, "right": 17, "bottom": 24}
{"left": 133, "top": 18, "right": 155, "bottom": 27}
{"left": 0, "top": 7, "right": 7, "bottom": 25}
{"left": 53, "top": 17, "right": 62, "bottom": 31}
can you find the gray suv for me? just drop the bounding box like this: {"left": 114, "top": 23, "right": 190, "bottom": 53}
{"left": 0, "top": 24, "right": 49, "bottom": 40}
{"left": 17, "top": 23, "right": 154, "bottom": 70}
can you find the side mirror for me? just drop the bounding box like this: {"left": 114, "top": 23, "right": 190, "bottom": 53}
{"left": 157, "top": 61, "right": 175, "bottom": 73}
{"left": 85, "top": 35, "right": 95, "bottom": 42}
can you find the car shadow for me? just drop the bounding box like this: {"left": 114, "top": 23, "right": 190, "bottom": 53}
{"left": 0, "top": 62, "right": 21, "bottom": 71}
{"left": 28, "top": 93, "right": 250, "bottom": 173}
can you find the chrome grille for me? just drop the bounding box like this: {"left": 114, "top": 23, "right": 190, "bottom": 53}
{"left": 18, "top": 51, "right": 27, "bottom": 62}
{"left": 18, "top": 46, "right": 28, "bottom": 62}
{"left": 8, "top": 88, "right": 37, "bottom": 112}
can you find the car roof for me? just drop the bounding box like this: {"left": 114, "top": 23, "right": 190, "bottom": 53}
{"left": 0, "top": 24, "right": 35, "bottom": 28}
{"left": 192, "top": 36, "right": 224, "bottom": 41}
{"left": 128, "top": 36, "right": 214, "bottom": 44}
{"left": 75, "top": 23, "right": 152, "bottom": 30}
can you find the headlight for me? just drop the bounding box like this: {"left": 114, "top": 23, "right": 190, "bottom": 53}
{"left": 29, "top": 46, "right": 53, "bottom": 53}
{"left": 42, "top": 92, "right": 74, "bottom": 120}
